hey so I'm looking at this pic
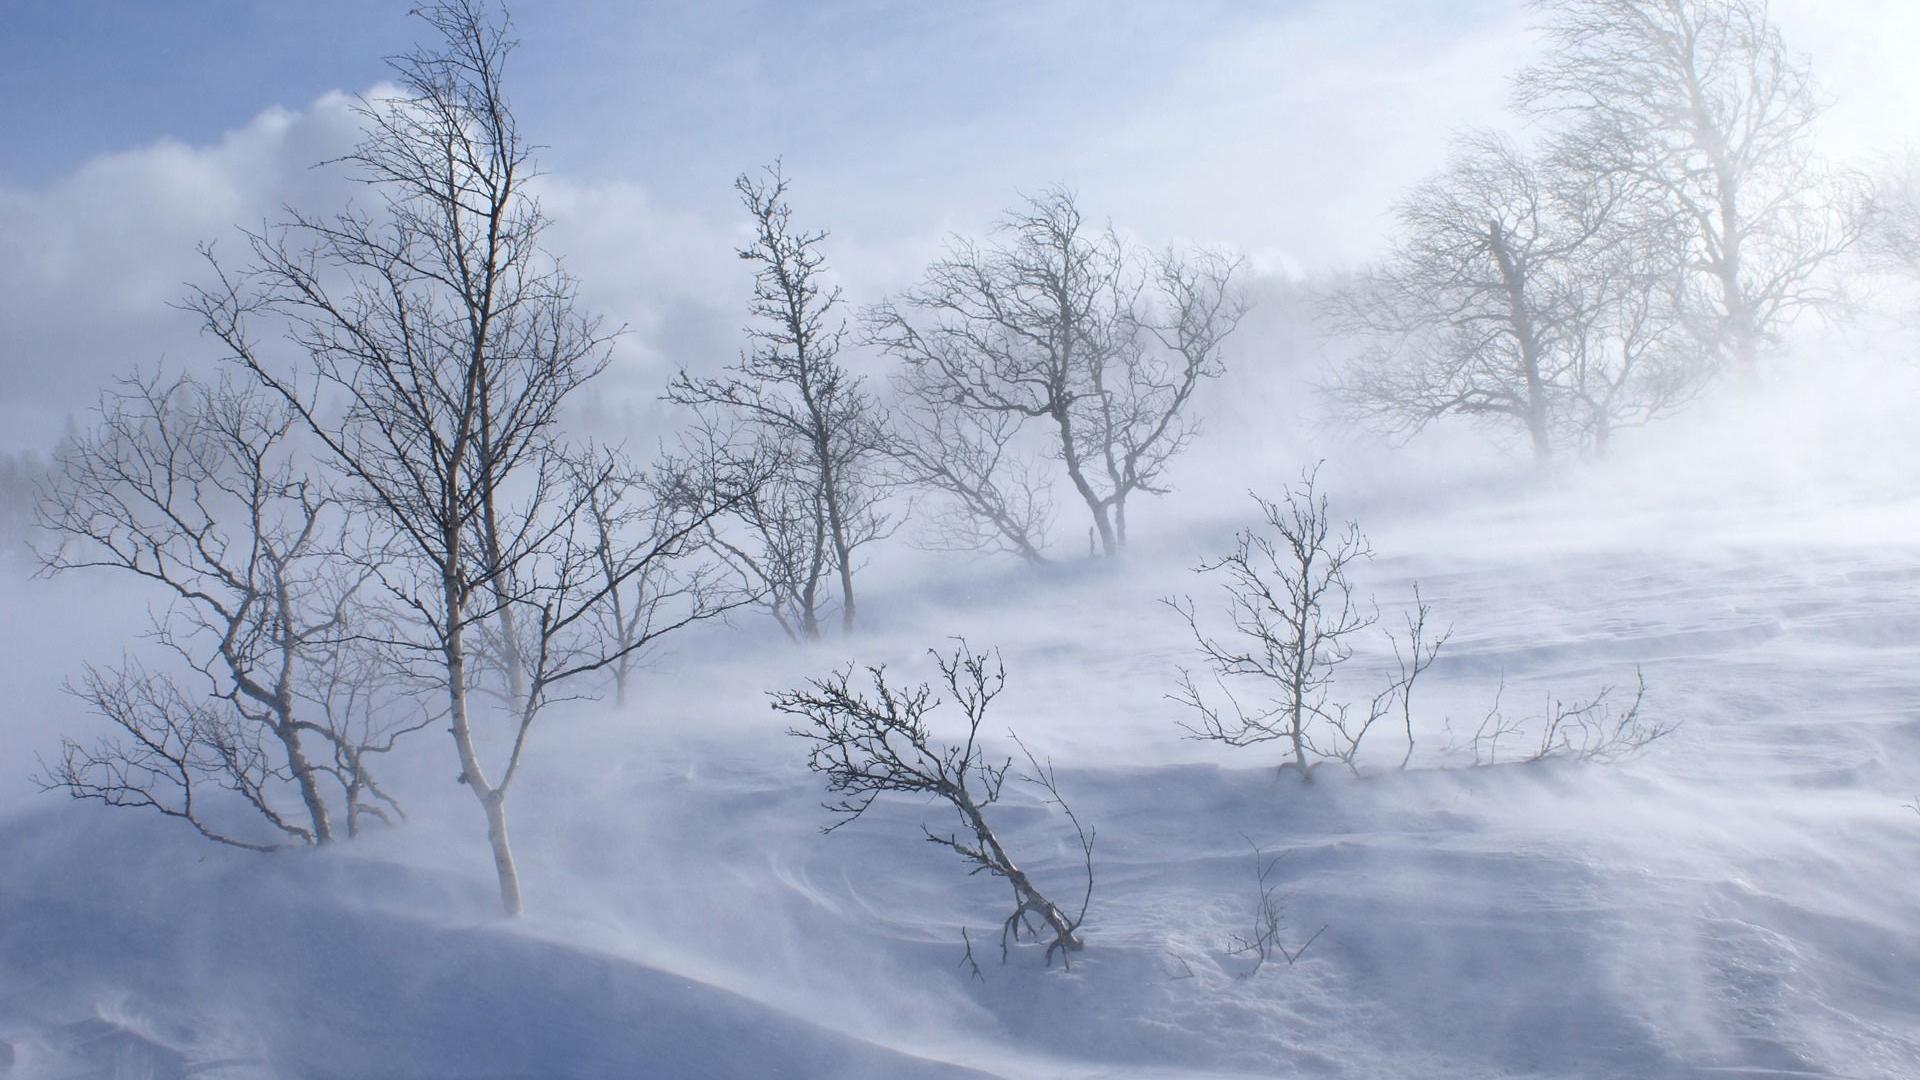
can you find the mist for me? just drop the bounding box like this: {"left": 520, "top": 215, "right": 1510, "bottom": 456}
{"left": 3, "top": 2, "right": 1919, "bottom": 1078}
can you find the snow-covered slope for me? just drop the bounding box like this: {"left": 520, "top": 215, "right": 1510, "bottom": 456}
{"left": 3, "top": 388, "right": 1917, "bottom": 1077}
{"left": 0, "top": 807, "right": 997, "bottom": 1080}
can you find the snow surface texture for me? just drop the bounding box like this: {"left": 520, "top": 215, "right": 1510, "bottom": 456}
{"left": 1, "top": 363, "right": 1917, "bottom": 1079}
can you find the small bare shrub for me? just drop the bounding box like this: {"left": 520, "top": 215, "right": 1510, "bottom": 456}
{"left": 1167, "top": 465, "right": 1447, "bottom": 779}
{"left": 1450, "top": 670, "right": 1670, "bottom": 766}
{"left": 1225, "top": 836, "right": 1325, "bottom": 978}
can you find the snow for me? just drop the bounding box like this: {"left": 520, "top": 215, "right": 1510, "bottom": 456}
{"left": 2, "top": 361, "right": 1918, "bottom": 1078}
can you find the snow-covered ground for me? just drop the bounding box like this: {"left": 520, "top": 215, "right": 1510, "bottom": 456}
{"left": 2, "top": 364, "right": 1917, "bottom": 1079}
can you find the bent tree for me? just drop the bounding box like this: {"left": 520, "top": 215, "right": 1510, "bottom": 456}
{"left": 774, "top": 644, "right": 1094, "bottom": 965}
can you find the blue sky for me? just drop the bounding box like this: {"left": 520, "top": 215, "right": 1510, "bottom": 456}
{"left": 1, "top": 1, "right": 1521, "bottom": 222}
{"left": 2, "top": 2, "right": 1280, "bottom": 187}
{"left": 0, "top": 1, "right": 406, "bottom": 185}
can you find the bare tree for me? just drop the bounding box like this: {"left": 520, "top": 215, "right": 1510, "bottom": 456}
{"left": 564, "top": 447, "right": 740, "bottom": 708}
{"left": 1388, "top": 587, "right": 1448, "bottom": 770}
{"left": 868, "top": 188, "right": 1243, "bottom": 557}
{"left": 293, "top": 612, "right": 423, "bottom": 835}
{"left": 1326, "top": 132, "right": 1601, "bottom": 461}
{"left": 1517, "top": 0, "right": 1857, "bottom": 374}
{"left": 188, "top": 1, "right": 742, "bottom": 913}
{"left": 658, "top": 420, "right": 832, "bottom": 642}
{"left": 668, "top": 164, "right": 890, "bottom": 637}
{"left": 772, "top": 644, "right": 1094, "bottom": 966}
{"left": 1167, "top": 466, "right": 1447, "bottom": 779}
{"left": 1328, "top": 129, "right": 1711, "bottom": 458}
{"left": 475, "top": 442, "right": 748, "bottom": 751}
{"left": 1096, "top": 246, "right": 1248, "bottom": 548}
{"left": 36, "top": 373, "right": 415, "bottom": 849}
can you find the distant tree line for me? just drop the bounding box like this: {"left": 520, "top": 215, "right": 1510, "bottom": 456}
{"left": 1327, "top": 0, "right": 1867, "bottom": 460}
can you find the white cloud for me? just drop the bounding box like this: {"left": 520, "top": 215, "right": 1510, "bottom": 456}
{"left": 0, "top": 92, "right": 747, "bottom": 454}
{"left": 0, "top": 93, "right": 364, "bottom": 451}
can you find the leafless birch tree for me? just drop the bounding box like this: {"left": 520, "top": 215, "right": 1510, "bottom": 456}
{"left": 187, "top": 0, "right": 742, "bottom": 913}
{"left": 567, "top": 447, "right": 739, "bottom": 708}
{"left": 657, "top": 420, "right": 835, "bottom": 642}
{"left": 668, "top": 164, "right": 889, "bottom": 637}
{"left": 36, "top": 373, "right": 417, "bottom": 849}
{"left": 869, "top": 188, "right": 1243, "bottom": 557}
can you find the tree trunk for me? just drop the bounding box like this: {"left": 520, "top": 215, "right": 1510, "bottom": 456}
{"left": 834, "top": 551, "right": 857, "bottom": 633}
{"left": 798, "top": 494, "right": 828, "bottom": 640}
{"left": 1718, "top": 209, "right": 1760, "bottom": 374}
{"left": 443, "top": 563, "right": 523, "bottom": 916}
{"left": 1052, "top": 406, "right": 1117, "bottom": 556}
{"left": 1488, "top": 220, "right": 1554, "bottom": 462}
{"left": 279, "top": 726, "right": 334, "bottom": 845}
{"left": 961, "top": 797, "right": 1082, "bottom": 954}
{"left": 484, "top": 791, "right": 523, "bottom": 916}
{"left": 1289, "top": 661, "right": 1311, "bottom": 781}
{"left": 1290, "top": 563, "right": 1313, "bottom": 782}
{"left": 1711, "top": 136, "right": 1760, "bottom": 378}
{"left": 818, "top": 443, "right": 858, "bottom": 634}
